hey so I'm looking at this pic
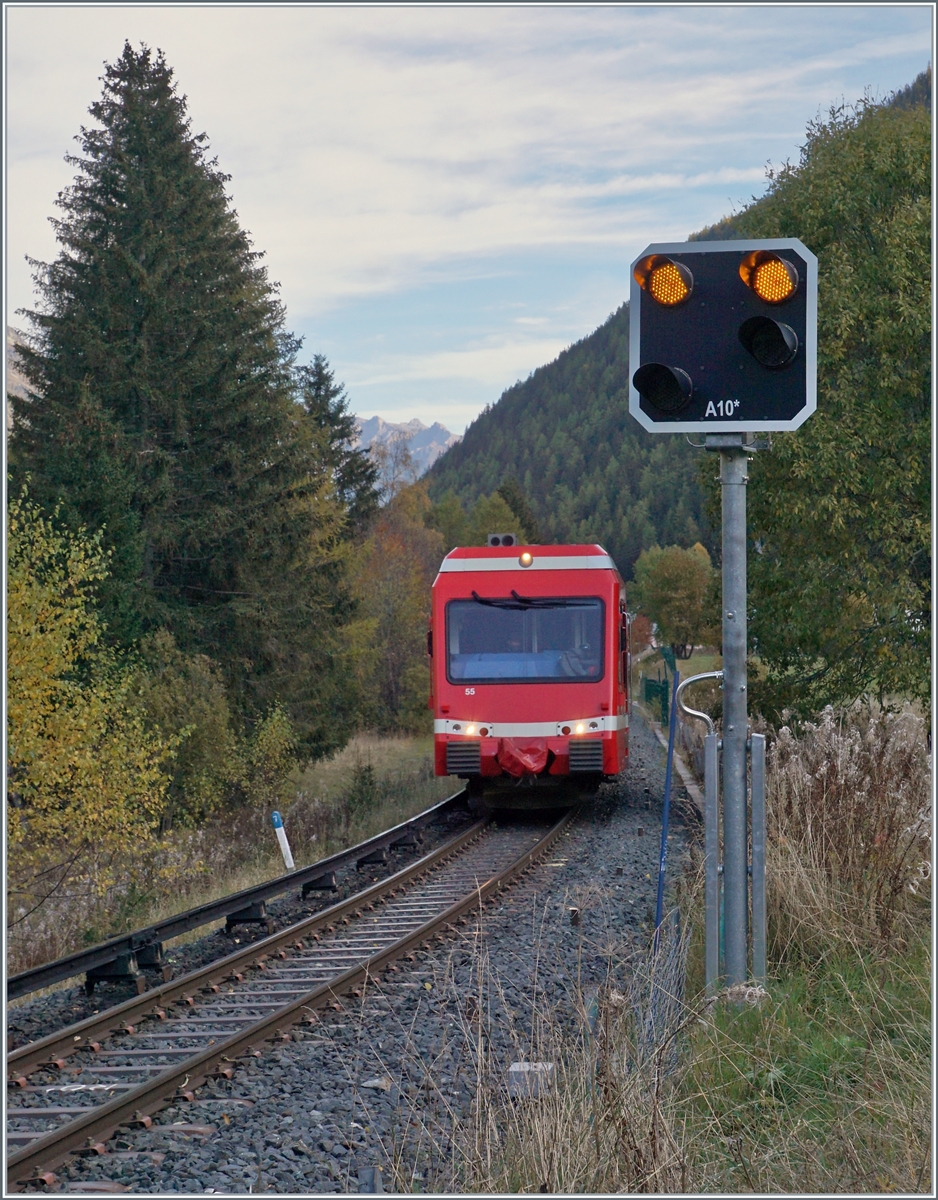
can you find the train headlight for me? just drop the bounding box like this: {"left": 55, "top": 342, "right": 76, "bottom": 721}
{"left": 466, "top": 724, "right": 477, "bottom": 736}
{"left": 575, "top": 722, "right": 586, "bottom": 735}
{"left": 519, "top": 551, "right": 533, "bottom": 567}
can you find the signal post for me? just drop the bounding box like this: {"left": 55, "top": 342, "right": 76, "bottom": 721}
{"left": 628, "top": 238, "right": 818, "bottom": 988}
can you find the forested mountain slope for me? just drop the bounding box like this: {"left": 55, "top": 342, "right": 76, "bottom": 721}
{"left": 427, "top": 68, "right": 930, "bottom": 587}
{"left": 426, "top": 303, "right": 712, "bottom": 578}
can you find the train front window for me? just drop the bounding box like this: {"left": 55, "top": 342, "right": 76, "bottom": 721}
{"left": 446, "top": 595, "right": 605, "bottom": 682}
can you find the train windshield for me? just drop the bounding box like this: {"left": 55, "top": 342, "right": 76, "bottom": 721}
{"left": 446, "top": 595, "right": 605, "bottom": 682}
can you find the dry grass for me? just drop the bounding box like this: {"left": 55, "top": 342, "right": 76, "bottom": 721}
{"left": 6, "top": 734, "right": 455, "bottom": 977}
{"left": 452, "top": 933, "right": 693, "bottom": 1194}
{"left": 330, "top": 895, "right": 694, "bottom": 1196}
{"left": 379, "top": 705, "right": 931, "bottom": 1194}
{"left": 767, "top": 706, "right": 930, "bottom": 957}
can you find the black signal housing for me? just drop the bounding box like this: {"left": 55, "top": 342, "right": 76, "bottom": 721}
{"left": 629, "top": 238, "right": 817, "bottom": 433}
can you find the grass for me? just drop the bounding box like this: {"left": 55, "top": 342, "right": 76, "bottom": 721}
{"left": 383, "top": 703, "right": 931, "bottom": 1195}
{"left": 635, "top": 646, "right": 723, "bottom": 681}
{"left": 681, "top": 933, "right": 931, "bottom": 1193}
{"left": 6, "top": 733, "right": 457, "bottom": 980}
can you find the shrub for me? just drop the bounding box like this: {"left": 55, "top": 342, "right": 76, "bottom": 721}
{"left": 7, "top": 491, "right": 173, "bottom": 928}
{"left": 245, "top": 704, "right": 299, "bottom": 810}
{"left": 133, "top": 629, "right": 244, "bottom": 828}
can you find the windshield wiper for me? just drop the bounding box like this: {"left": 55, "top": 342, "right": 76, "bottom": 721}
{"left": 469, "top": 590, "right": 593, "bottom": 610}
{"left": 470, "top": 590, "right": 525, "bottom": 609}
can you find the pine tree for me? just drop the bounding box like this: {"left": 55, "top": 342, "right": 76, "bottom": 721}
{"left": 9, "top": 42, "right": 355, "bottom": 755}
{"left": 496, "top": 476, "right": 540, "bottom": 543}
{"left": 294, "top": 354, "right": 379, "bottom": 534}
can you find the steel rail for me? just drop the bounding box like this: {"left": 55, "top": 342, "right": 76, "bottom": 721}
{"left": 8, "top": 789, "right": 469, "bottom": 1000}
{"left": 7, "top": 810, "right": 572, "bottom": 1188}
{"left": 8, "top": 817, "right": 487, "bottom": 1079}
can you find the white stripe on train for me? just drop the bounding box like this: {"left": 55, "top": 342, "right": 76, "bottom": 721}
{"left": 437, "top": 554, "right": 618, "bottom": 573}
{"left": 434, "top": 716, "right": 628, "bottom": 736}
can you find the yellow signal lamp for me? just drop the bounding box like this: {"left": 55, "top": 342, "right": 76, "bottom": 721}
{"left": 739, "top": 250, "right": 799, "bottom": 304}
{"left": 633, "top": 255, "right": 694, "bottom": 307}
{"left": 519, "top": 551, "right": 533, "bottom": 568}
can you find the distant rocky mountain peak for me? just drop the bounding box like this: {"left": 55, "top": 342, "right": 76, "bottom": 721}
{"left": 355, "top": 414, "right": 461, "bottom": 476}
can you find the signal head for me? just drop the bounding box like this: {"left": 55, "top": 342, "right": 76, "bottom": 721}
{"left": 632, "top": 363, "right": 693, "bottom": 413}
{"left": 633, "top": 255, "right": 694, "bottom": 307}
{"left": 738, "top": 316, "right": 799, "bottom": 369}
{"left": 739, "top": 250, "right": 799, "bottom": 304}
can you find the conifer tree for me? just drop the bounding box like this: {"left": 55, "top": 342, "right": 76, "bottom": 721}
{"left": 9, "top": 42, "right": 355, "bottom": 755}
{"left": 497, "top": 476, "right": 540, "bottom": 543}
{"left": 294, "top": 355, "right": 380, "bottom": 534}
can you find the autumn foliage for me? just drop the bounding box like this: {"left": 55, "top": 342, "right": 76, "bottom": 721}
{"left": 7, "top": 492, "right": 173, "bottom": 914}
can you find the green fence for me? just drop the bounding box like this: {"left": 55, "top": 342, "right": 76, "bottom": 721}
{"left": 643, "top": 677, "right": 669, "bottom": 724}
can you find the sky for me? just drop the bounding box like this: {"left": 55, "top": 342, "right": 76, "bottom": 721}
{"left": 4, "top": 3, "right": 933, "bottom": 433}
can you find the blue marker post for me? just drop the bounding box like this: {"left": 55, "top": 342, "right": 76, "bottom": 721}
{"left": 653, "top": 669, "right": 681, "bottom": 955}
{"left": 271, "top": 810, "right": 295, "bottom": 872}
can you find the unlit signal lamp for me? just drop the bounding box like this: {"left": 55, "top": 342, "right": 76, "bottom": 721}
{"left": 632, "top": 362, "right": 693, "bottom": 413}
{"left": 738, "top": 316, "right": 799, "bottom": 369}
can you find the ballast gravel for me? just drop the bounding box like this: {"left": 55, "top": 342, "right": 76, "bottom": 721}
{"left": 31, "top": 709, "right": 695, "bottom": 1195}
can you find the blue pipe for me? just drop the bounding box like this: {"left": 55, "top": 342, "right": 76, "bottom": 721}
{"left": 654, "top": 668, "right": 680, "bottom": 954}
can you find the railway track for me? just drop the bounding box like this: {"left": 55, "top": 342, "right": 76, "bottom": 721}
{"left": 7, "top": 809, "right": 573, "bottom": 1190}
{"left": 8, "top": 790, "right": 472, "bottom": 1006}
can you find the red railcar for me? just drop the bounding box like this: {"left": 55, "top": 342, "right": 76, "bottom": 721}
{"left": 430, "top": 543, "right": 630, "bottom": 806}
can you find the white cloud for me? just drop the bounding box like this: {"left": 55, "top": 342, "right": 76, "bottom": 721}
{"left": 5, "top": 4, "right": 931, "bottom": 426}
{"left": 8, "top": 9, "right": 930, "bottom": 298}
{"left": 350, "top": 336, "right": 570, "bottom": 391}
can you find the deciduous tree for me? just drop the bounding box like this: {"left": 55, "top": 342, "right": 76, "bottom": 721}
{"left": 721, "top": 96, "right": 930, "bottom": 715}
{"left": 632, "top": 543, "right": 716, "bottom": 659}
{"left": 7, "top": 491, "right": 172, "bottom": 913}
{"left": 352, "top": 484, "right": 445, "bottom": 730}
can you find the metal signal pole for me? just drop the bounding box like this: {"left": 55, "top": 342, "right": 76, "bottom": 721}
{"left": 717, "top": 434, "right": 750, "bottom": 985}
{"left": 628, "top": 237, "right": 818, "bottom": 992}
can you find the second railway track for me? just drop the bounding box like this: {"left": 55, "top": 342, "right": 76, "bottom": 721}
{"left": 7, "top": 810, "right": 573, "bottom": 1190}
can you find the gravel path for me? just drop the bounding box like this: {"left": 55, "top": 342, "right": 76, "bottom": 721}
{"left": 27, "top": 709, "right": 695, "bottom": 1195}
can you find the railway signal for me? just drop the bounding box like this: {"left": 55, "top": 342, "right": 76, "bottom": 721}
{"left": 628, "top": 238, "right": 817, "bottom": 433}
{"left": 627, "top": 235, "right": 818, "bottom": 991}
